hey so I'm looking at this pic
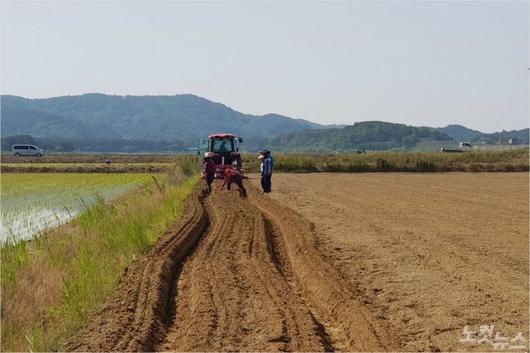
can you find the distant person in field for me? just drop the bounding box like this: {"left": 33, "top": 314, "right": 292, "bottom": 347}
{"left": 265, "top": 150, "right": 274, "bottom": 192}
{"left": 219, "top": 166, "right": 247, "bottom": 198}
{"left": 266, "top": 149, "right": 274, "bottom": 173}
{"left": 259, "top": 150, "right": 273, "bottom": 193}
{"left": 202, "top": 156, "right": 216, "bottom": 192}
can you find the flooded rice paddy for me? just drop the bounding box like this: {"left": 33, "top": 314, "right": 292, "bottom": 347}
{"left": 1, "top": 173, "right": 152, "bottom": 242}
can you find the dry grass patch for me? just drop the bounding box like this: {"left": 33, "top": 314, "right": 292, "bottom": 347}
{"left": 242, "top": 149, "right": 529, "bottom": 173}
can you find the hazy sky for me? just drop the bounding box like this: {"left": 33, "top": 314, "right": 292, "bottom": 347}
{"left": 1, "top": 1, "right": 528, "bottom": 132}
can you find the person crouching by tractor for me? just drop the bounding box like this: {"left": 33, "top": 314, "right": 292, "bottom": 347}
{"left": 202, "top": 156, "right": 216, "bottom": 192}
{"left": 259, "top": 150, "right": 273, "bottom": 193}
{"left": 219, "top": 166, "right": 247, "bottom": 198}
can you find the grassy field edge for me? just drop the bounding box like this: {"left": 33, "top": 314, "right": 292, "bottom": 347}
{"left": 1, "top": 170, "right": 201, "bottom": 351}
{"left": 2, "top": 150, "right": 527, "bottom": 174}
{"left": 242, "top": 149, "right": 530, "bottom": 173}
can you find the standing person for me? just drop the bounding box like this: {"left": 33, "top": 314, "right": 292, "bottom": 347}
{"left": 266, "top": 150, "right": 273, "bottom": 189}
{"left": 219, "top": 166, "right": 247, "bottom": 198}
{"left": 202, "top": 156, "right": 216, "bottom": 192}
{"left": 261, "top": 150, "right": 273, "bottom": 193}
{"left": 259, "top": 152, "right": 266, "bottom": 193}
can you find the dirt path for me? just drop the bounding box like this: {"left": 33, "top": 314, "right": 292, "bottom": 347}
{"left": 67, "top": 181, "right": 396, "bottom": 352}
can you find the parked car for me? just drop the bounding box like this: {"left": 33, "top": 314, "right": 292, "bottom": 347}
{"left": 12, "top": 144, "right": 45, "bottom": 157}
{"left": 441, "top": 142, "right": 473, "bottom": 153}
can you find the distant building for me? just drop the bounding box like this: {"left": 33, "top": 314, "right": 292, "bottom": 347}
{"left": 508, "top": 138, "right": 520, "bottom": 145}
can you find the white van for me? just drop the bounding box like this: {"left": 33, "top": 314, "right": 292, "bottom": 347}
{"left": 12, "top": 144, "right": 45, "bottom": 157}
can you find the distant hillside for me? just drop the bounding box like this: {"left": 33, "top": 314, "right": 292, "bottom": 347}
{"left": 1, "top": 105, "right": 119, "bottom": 139}
{"left": 267, "top": 121, "right": 453, "bottom": 152}
{"left": 432, "top": 124, "right": 529, "bottom": 145}
{"left": 2, "top": 94, "right": 527, "bottom": 152}
{"left": 433, "top": 124, "right": 483, "bottom": 141}
{"left": 267, "top": 122, "right": 530, "bottom": 152}
{"left": 472, "top": 128, "right": 529, "bottom": 145}
{"left": 1, "top": 94, "right": 322, "bottom": 147}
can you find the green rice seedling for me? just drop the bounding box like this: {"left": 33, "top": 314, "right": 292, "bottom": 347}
{"left": 1, "top": 173, "right": 153, "bottom": 243}
{"left": 1, "top": 169, "right": 200, "bottom": 352}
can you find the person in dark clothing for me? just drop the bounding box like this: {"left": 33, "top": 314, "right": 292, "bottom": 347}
{"left": 219, "top": 167, "right": 247, "bottom": 198}
{"left": 202, "top": 156, "right": 216, "bottom": 192}
{"left": 259, "top": 150, "right": 273, "bottom": 193}
{"left": 265, "top": 150, "right": 273, "bottom": 192}
{"left": 259, "top": 152, "right": 266, "bottom": 192}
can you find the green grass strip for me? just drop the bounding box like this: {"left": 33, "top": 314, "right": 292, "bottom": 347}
{"left": 1, "top": 173, "right": 200, "bottom": 352}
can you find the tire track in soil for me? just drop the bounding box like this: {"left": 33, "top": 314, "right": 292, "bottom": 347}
{"left": 67, "top": 182, "right": 396, "bottom": 352}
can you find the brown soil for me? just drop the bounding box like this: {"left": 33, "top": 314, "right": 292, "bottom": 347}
{"left": 66, "top": 172, "right": 528, "bottom": 352}
{"left": 251, "top": 173, "right": 529, "bottom": 352}
{"left": 67, "top": 180, "right": 397, "bottom": 352}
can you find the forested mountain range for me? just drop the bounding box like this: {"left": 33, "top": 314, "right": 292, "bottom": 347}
{"left": 1, "top": 94, "right": 527, "bottom": 152}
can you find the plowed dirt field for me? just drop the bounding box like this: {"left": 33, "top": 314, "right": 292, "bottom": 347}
{"left": 251, "top": 173, "right": 528, "bottom": 351}
{"left": 66, "top": 173, "right": 528, "bottom": 352}
{"left": 67, "top": 181, "right": 396, "bottom": 352}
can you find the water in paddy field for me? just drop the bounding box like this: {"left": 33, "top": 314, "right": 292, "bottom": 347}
{"left": 0, "top": 173, "right": 151, "bottom": 243}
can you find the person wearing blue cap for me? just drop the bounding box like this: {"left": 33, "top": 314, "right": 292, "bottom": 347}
{"left": 259, "top": 150, "right": 273, "bottom": 193}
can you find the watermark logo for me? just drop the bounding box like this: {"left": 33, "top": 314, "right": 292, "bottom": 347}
{"left": 460, "top": 325, "right": 527, "bottom": 351}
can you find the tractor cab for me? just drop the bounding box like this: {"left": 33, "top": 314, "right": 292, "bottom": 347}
{"left": 199, "top": 133, "right": 244, "bottom": 179}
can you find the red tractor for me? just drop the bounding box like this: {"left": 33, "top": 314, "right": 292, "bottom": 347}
{"left": 199, "top": 133, "right": 244, "bottom": 179}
